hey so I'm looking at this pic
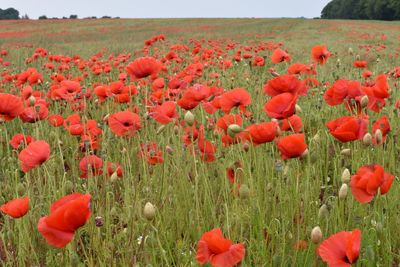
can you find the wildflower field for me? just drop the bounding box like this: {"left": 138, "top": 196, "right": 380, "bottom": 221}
{"left": 0, "top": 18, "right": 399, "bottom": 266}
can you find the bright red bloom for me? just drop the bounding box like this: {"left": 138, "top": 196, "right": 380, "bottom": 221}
{"left": 372, "top": 116, "right": 390, "bottom": 144}
{"left": 196, "top": 228, "right": 245, "bottom": 267}
{"left": 0, "top": 93, "right": 24, "bottom": 121}
{"left": 198, "top": 126, "right": 216, "bottom": 162}
{"left": 107, "top": 162, "right": 123, "bottom": 177}
{"left": 149, "top": 101, "right": 178, "bottom": 124}
{"left": 177, "top": 83, "right": 211, "bottom": 110}
{"left": 64, "top": 114, "right": 84, "bottom": 136}
{"left": 0, "top": 196, "right": 29, "bottom": 218}
{"left": 48, "top": 114, "right": 64, "bottom": 127}
{"left": 279, "top": 115, "right": 303, "bottom": 133}
{"left": 79, "top": 155, "right": 103, "bottom": 178}
{"left": 326, "top": 116, "right": 368, "bottom": 143}
{"left": 276, "top": 134, "right": 307, "bottom": 160}
{"left": 108, "top": 111, "right": 141, "bottom": 137}
{"left": 324, "top": 80, "right": 363, "bottom": 106}
{"left": 139, "top": 142, "right": 164, "bottom": 165}
{"left": 362, "top": 74, "right": 389, "bottom": 112}
{"left": 19, "top": 103, "right": 49, "bottom": 123}
{"left": 18, "top": 140, "right": 50, "bottom": 172}
{"left": 350, "top": 165, "right": 394, "bottom": 203}
{"left": 263, "top": 75, "right": 307, "bottom": 97}
{"left": 38, "top": 193, "right": 91, "bottom": 248}
{"left": 311, "top": 45, "right": 331, "bottom": 65}
{"left": 317, "top": 229, "right": 361, "bottom": 267}
{"left": 219, "top": 88, "right": 251, "bottom": 114}
{"left": 126, "top": 57, "right": 162, "bottom": 79}
{"left": 216, "top": 114, "right": 243, "bottom": 133}
{"left": 9, "top": 134, "right": 35, "bottom": 149}
{"left": 271, "top": 48, "right": 291, "bottom": 64}
{"left": 353, "top": 61, "right": 368, "bottom": 68}
{"left": 245, "top": 122, "right": 278, "bottom": 145}
{"left": 264, "top": 93, "right": 298, "bottom": 119}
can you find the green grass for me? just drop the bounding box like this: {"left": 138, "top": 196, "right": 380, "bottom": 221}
{"left": 0, "top": 18, "right": 399, "bottom": 266}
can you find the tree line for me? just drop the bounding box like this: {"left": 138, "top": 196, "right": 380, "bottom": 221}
{"left": 0, "top": 8, "right": 19, "bottom": 19}
{"left": 321, "top": 0, "right": 400, "bottom": 20}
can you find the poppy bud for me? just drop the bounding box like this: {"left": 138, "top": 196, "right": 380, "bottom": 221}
{"left": 184, "top": 111, "right": 195, "bottom": 126}
{"left": 374, "top": 129, "right": 383, "bottom": 145}
{"left": 166, "top": 145, "right": 174, "bottom": 155}
{"left": 28, "top": 95, "right": 36, "bottom": 105}
{"left": 110, "top": 172, "right": 119, "bottom": 182}
{"left": 227, "top": 124, "right": 242, "bottom": 138}
{"left": 356, "top": 54, "right": 360, "bottom": 60}
{"left": 95, "top": 216, "right": 104, "bottom": 227}
{"left": 360, "top": 95, "right": 369, "bottom": 108}
{"left": 300, "top": 148, "right": 308, "bottom": 159}
{"left": 376, "top": 58, "right": 380, "bottom": 63}
{"left": 156, "top": 125, "right": 165, "bottom": 134}
{"left": 271, "top": 71, "right": 280, "bottom": 77}
{"left": 243, "top": 142, "right": 250, "bottom": 152}
{"left": 143, "top": 202, "right": 156, "bottom": 221}
{"left": 173, "top": 125, "right": 179, "bottom": 134}
{"left": 340, "top": 148, "right": 351, "bottom": 156}
{"left": 348, "top": 47, "right": 354, "bottom": 55}
{"left": 311, "top": 226, "right": 323, "bottom": 244}
{"left": 341, "top": 168, "right": 351, "bottom": 183}
{"left": 312, "top": 133, "right": 320, "bottom": 144}
{"left": 295, "top": 104, "right": 302, "bottom": 114}
{"left": 318, "top": 204, "right": 329, "bottom": 220}
{"left": 362, "top": 133, "right": 372, "bottom": 145}
{"left": 239, "top": 184, "right": 250, "bottom": 199}
{"left": 339, "top": 183, "right": 348, "bottom": 200}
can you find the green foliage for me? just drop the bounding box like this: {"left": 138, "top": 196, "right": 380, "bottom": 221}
{"left": 321, "top": 0, "right": 400, "bottom": 20}
{"left": 0, "top": 7, "right": 19, "bottom": 20}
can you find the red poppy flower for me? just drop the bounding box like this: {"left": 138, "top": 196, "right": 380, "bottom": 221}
{"left": 79, "top": 155, "right": 103, "bottom": 178}
{"left": 18, "top": 140, "right": 50, "bottom": 172}
{"left": 372, "top": 116, "right": 390, "bottom": 144}
{"left": 0, "top": 196, "right": 29, "bottom": 218}
{"left": 317, "top": 229, "right": 361, "bottom": 267}
{"left": 177, "top": 83, "right": 211, "bottom": 110}
{"left": 245, "top": 121, "right": 278, "bottom": 145}
{"left": 353, "top": 60, "right": 368, "bottom": 68}
{"left": 324, "top": 80, "right": 363, "bottom": 106}
{"left": 107, "top": 162, "right": 123, "bottom": 177}
{"left": 198, "top": 126, "right": 216, "bottom": 162}
{"left": 9, "top": 134, "right": 35, "bottom": 150}
{"left": 216, "top": 114, "right": 243, "bottom": 134}
{"left": 38, "top": 193, "right": 91, "bottom": 248}
{"left": 311, "top": 45, "right": 331, "bottom": 65}
{"left": 64, "top": 114, "right": 84, "bottom": 136}
{"left": 362, "top": 74, "right": 389, "bottom": 113}
{"left": 219, "top": 88, "right": 251, "bottom": 114}
{"left": 196, "top": 228, "right": 245, "bottom": 267}
{"left": 264, "top": 93, "right": 298, "bottom": 119}
{"left": 48, "top": 114, "right": 64, "bottom": 127}
{"left": 126, "top": 57, "right": 162, "bottom": 79}
{"left": 271, "top": 48, "right": 291, "bottom": 64}
{"left": 350, "top": 165, "right": 394, "bottom": 203}
{"left": 149, "top": 101, "right": 178, "bottom": 124}
{"left": 276, "top": 134, "right": 307, "bottom": 160}
{"left": 0, "top": 93, "right": 24, "bottom": 122}
{"left": 326, "top": 116, "right": 368, "bottom": 143}
{"left": 19, "top": 103, "right": 49, "bottom": 123}
{"left": 108, "top": 111, "right": 141, "bottom": 137}
{"left": 139, "top": 142, "right": 164, "bottom": 165}
{"left": 279, "top": 115, "right": 303, "bottom": 133}
{"left": 263, "top": 75, "right": 307, "bottom": 97}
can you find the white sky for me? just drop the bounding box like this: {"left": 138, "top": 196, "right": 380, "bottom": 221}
{"left": 1, "top": 0, "right": 331, "bottom": 19}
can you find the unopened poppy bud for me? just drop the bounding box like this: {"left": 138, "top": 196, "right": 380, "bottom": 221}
{"left": 295, "top": 104, "right": 302, "bottom": 113}
{"left": 339, "top": 183, "right": 348, "bottom": 200}
{"left": 376, "top": 58, "right": 380, "bottom": 63}
{"left": 360, "top": 95, "right": 369, "bottom": 108}
{"left": 363, "top": 133, "right": 372, "bottom": 145}
{"left": 318, "top": 204, "right": 329, "bottom": 219}
{"left": 166, "top": 145, "right": 174, "bottom": 155}
{"left": 348, "top": 47, "right": 354, "bottom": 55}
{"left": 341, "top": 168, "right": 351, "bottom": 183}
{"left": 184, "top": 111, "right": 195, "bottom": 126}
{"left": 95, "top": 216, "right": 104, "bottom": 227}
{"left": 340, "top": 148, "right": 351, "bottom": 156}
{"left": 375, "top": 129, "right": 383, "bottom": 145}
{"left": 110, "top": 172, "right": 119, "bottom": 182}
{"left": 311, "top": 226, "right": 323, "bottom": 244}
{"left": 227, "top": 124, "right": 242, "bottom": 138}
{"left": 239, "top": 184, "right": 250, "bottom": 199}
{"left": 156, "top": 125, "right": 166, "bottom": 134}
{"left": 143, "top": 202, "right": 156, "bottom": 221}
{"left": 173, "top": 125, "right": 179, "bottom": 134}
{"left": 356, "top": 54, "right": 360, "bottom": 60}
{"left": 271, "top": 71, "right": 280, "bottom": 77}
{"left": 376, "top": 222, "right": 383, "bottom": 233}
{"left": 300, "top": 148, "right": 309, "bottom": 159}
{"left": 28, "top": 95, "right": 36, "bottom": 105}
{"left": 243, "top": 142, "right": 250, "bottom": 152}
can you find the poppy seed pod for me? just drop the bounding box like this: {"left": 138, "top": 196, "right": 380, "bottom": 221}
{"left": 348, "top": 47, "right": 354, "bottom": 55}
{"left": 362, "top": 133, "right": 372, "bottom": 145}
{"left": 339, "top": 184, "right": 348, "bottom": 200}
{"left": 28, "top": 95, "right": 36, "bottom": 105}
{"left": 143, "top": 202, "right": 156, "bottom": 221}
{"left": 227, "top": 124, "right": 242, "bottom": 138}
{"left": 340, "top": 148, "right": 351, "bottom": 156}
{"left": 341, "top": 168, "right": 351, "bottom": 183}
{"left": 311, "top": 226, "right": 323, "bottom": 244}
{"left": 312, "top": 133, "right": 320, "bottom": 144}
{"left": 184, "top": 111, "right": 195, "bottom": 126}
{"left": 318, "top": 204, "right": 329, "bottom": 220}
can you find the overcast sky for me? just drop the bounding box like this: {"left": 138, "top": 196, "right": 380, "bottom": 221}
{"left": 1, "top": 0, "right": 331, "bottom": 19}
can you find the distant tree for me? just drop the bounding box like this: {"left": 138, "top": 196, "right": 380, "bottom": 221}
{"left": 62, "top": 16, "right": 68, "bottom": 19}
{"left": 0, "top": 7, "right": 20, "bottom": 20}
{"left": 101, "top": 16, "right": 111, "bottom": 19}
{"left": 38, "top": 15, "right": 47, "bottom": 20}
{"left": 321, "top": 0, "right": 399, "bottom": 20}
{"left": 21, "top": 13, "right": 29, "bottom": 20}
{"left": 69, "top": 14, "right": 78, "bottom": 19}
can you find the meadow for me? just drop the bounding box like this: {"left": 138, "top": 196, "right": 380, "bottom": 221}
{"left": 0, "top": 18, "right": 399, "bottom": 266}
